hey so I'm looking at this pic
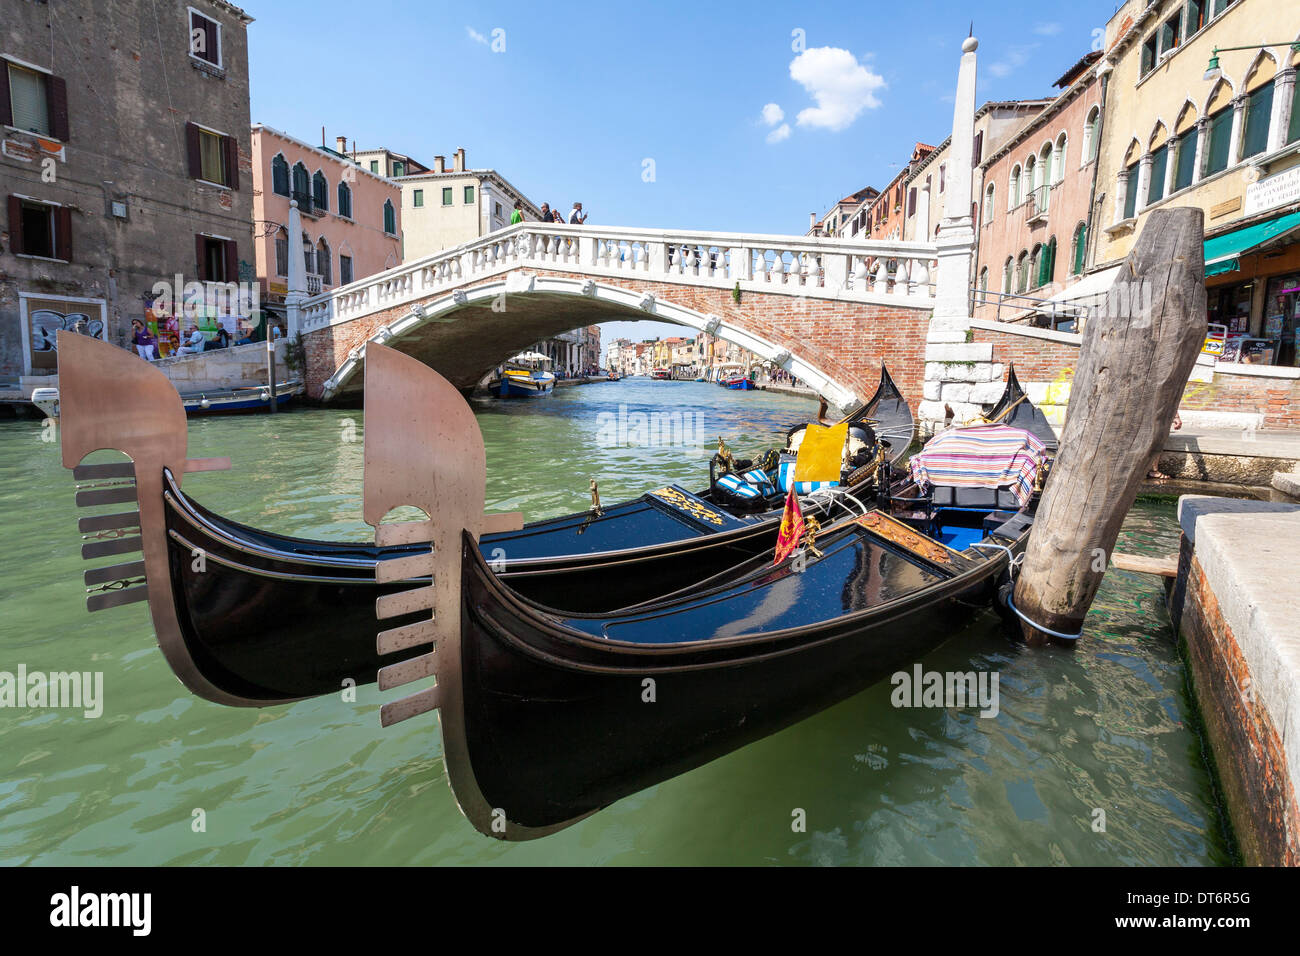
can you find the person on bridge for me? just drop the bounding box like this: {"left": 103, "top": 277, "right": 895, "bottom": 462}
{"left": 510, "top": 200, "right": 524, "bottom": 225}
{"left": 568, "top": 202, "right": 587, "bottom": 225}
{"left": 176, "top": 324, "right": 205, "bottom": 355}
{"left": 538, "top": 202, "right": 552, "bottom": 223}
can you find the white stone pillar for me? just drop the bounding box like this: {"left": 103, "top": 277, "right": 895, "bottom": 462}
{"left": 1164, "top": 139, "right": 1179, "bottom": 199}
{"left": 1228, "top": 95, "right": 1247, "bottom": 167}
{"left": 1113, "top": 169, "right": 1130, "bottom": 225}
{"left": 1193, "top": 117, "right": 1209, "bottom": 183}
{"left": 1135, "top": 153, "right": 1153, "bottom": 213}
{"left": 932, "top": 35, "right": 978, "bottom": 324}
{"left": 1269, "top": 67, "right": 1297, "bottom": 154}
{"left": 480, "top": 180, "right": 494, "bottom": 236}
{"left": 284, "top": 199, "right": 307, "bottom": 336}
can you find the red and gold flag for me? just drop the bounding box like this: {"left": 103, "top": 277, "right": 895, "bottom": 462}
{"left": 773, "top": 487, "right": 805, "bottom": 566}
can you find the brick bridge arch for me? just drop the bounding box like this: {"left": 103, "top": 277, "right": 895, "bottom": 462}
{"left": 296, "top": 224, "right": 945, "bottom": 411}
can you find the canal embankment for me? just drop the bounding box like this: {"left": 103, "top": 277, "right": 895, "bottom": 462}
{"left": 1168, "top": 495, "right": 1300, "bottom": 865}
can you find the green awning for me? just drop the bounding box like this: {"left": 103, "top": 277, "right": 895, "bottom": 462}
{"left": 1204, "top": 210, "right": 1300, "bottom": 277}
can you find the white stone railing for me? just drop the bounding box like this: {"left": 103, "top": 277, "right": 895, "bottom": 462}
{"left": 298, "top": 223, "right": 944, "bottom": 332}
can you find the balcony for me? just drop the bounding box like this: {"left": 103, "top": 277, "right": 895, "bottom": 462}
{"left": 292, "top": 189, "right": 321, "bottom": 218}
{"left": 1026, "top": 185, "right": 1050, "bottom": 226}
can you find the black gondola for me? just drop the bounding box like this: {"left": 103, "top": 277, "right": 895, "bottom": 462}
{"left": 56, "top": 333, "right": 909, "bottom": 706}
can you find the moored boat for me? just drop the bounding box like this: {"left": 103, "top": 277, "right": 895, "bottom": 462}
{"left": 488, "top": 351, "right": 555, "bottom": 398}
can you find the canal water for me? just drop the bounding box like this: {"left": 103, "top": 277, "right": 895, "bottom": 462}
{"left": 0, "top": 380, "right": 1233, "bottom": 865}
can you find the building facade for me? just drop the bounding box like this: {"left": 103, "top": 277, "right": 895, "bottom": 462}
{"left": 2, "top": 0, "right": 254, "bottom": 378}
{"left": 251, "top": 125, "right": 402, "bottom": 327}
{"left": 348, "top": 144, "right": 429, "bottom": 179}
{"left": 394, "top": 148, "right": 540, "bottom": 260}
{"left": 1097, "top": 0, "right": 1300, "bottom": 366}
{"left": 973, "top": 57, "right": 1104, "bottom": 321}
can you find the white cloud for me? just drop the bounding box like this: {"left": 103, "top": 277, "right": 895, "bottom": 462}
{"left": 760, "top": 103, "right": 785, "bottom": 126}
{"left": 789, "top": 47, "right": 886, "bottom": 132}
{"left": 988, "top": 44, "right": 1037, "bottom": 78}
{"left": 1033, "top": 22, "right": 1063, "bottom": 36}
{"left": 766, "top": 123, "right": 791, "bottom": 144}
{"left": 466, "top": 26, "right": 488, "bottom": 45}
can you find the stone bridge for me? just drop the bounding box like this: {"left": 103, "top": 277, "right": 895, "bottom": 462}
{"left": 288, "top": 38, "right": 984, "bottom": 431}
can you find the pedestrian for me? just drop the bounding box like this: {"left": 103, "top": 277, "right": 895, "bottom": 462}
{"left": 271, "top": 323, "right": 284, "bottom": 342}
{"left": 510, "top": 200, "right": 524, "bottom": 225}
{"left": 568, "top": 202, "right": 587, "bottom": 225}
{"left": 131, "top": 319, "right": 158, "bottom": 360}
{"left": 176, "top": 323, "right": 205, "bottom": 355}
{"left": 551, "top": 205, "right": 565, "bottom": 224}
{"left": 539, "top": 202, "right": 552, "bottom": 223}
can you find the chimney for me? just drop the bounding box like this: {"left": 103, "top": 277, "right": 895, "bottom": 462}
{"left": 434, "top": 155, "right": 446, "bottom": 173}
{"left": 454, "top": 147, "right": 466, "bottom": 172}
{"left": 336, "top": 135, "right": 347, "bottom": 154}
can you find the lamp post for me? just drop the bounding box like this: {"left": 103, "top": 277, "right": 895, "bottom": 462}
{"left": 1203, "top": 42, "right": 1300, "bottom": 82}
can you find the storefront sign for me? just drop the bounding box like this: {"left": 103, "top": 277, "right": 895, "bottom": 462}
{"left": 1245, "top": 166, "right": 1300, "bottom": 217}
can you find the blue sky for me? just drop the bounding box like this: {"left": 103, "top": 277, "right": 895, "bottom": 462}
{"left": 246, "top": 1, "right": 1112, "bottom": 352}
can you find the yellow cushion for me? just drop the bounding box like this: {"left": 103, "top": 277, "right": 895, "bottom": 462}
{"left": 794, "top": 422, "right": 848, "bottom": 482}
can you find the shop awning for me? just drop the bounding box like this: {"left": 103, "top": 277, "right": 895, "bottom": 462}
{"left": 1204, "top": 210, "right": 1300, "bottom": 277}
{"left": 1040, "top": 265, "right": 1122, "bottom": 307}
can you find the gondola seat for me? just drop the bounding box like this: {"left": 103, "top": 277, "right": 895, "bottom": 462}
{"left": 929, "top": 486, "right": 1022, "bottom": 510}
{"left": 776, "top": 458, "right": 839, "bottom": 495}
{"left": 712, "top": 468, "right": 778, "bottom": 510}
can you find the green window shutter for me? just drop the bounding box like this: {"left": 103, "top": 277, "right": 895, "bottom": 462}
{"left": 413, "top": 189, "right": 423, "bottom": 207}
{"left": 1146, "top": 145, "right": 1168, "bottom": 205}
{"left": 442, "top": 187, "right": 452, "bottom": 205}
{"left": 1205, "top": 107, "right": 1232, "bottom": 175}
{"left": 1073, "top": 224, "right": 1087, "bottom": 275}
{"left": 1241, "top": 81, "right": 1273, "bottom": 160}
{"left": 464, "top": 185, "right": 474, "bottom": 204}
{"left": 1290, "top": 92, "right": 1300, "bottom": 145}
{"left": 1173, "top": 133, "right": 1197, "bottom": 191}
{"left": 370, "top": 160, "right": 379, "bottom": 173}
{"left": 1123, "top": 163, "right": 1139, "bottom": 219}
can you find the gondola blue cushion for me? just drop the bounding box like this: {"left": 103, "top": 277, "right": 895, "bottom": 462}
{"left": 715, "top": 472, "right": 762, "bottom": 499}
{"left": 777, "top": 460, "right": 839, "bottom": 495}
{"left": 742, "top": 468, "right": 776, "bottom": 497}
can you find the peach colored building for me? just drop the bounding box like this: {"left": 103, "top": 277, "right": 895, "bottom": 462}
{"left": 865, "top": 144, "right": 934, "bottom": 241}
{"left": 251, "top": 124, "right": 402, "bottom": 328}
{"left": 973, "top": 52, "right": 1104, "bottom": 324}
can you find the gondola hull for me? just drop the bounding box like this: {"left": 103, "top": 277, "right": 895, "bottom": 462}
{"left": 452, "top": 520, "right": 1019, "bottom": 833}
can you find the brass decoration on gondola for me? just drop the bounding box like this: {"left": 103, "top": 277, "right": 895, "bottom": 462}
{"left": 589, "top": 478, "right": 604, "bottom": 517}
{"left": 651, "top": 487, "right": 726, "bottom": 526}
{"left": 715, "top": 435, "right": 734, "bottom": 473}
{"left": 852, "top": 511, "right": 954, "bottom": 565}
{"left": 801, "top": 516, "right": 824, "bottom": 559}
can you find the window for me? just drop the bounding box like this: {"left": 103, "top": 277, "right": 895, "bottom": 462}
{"left": 186, "top": 124, "right": 238, "bottom": 188}
{"left": 340, "top": 255, "right": 353, "bottom": 285}
{"left": 907, "top": 187, "right": 916, "bottom": 217}
{"left": 312, "top": 170, "right": 328, "bottom": 213}
{"left": 274, "top": 227, "right": 288, "bottom": 276}
{"left": 337, "top": 181, "right": 352, "bottom": 218}
{"left": 464, "top": 185, "right": 475, "bottom": 204}
{"left": 1159, "top": 11, "right": 1182, "bottom": 56}
{"left": 1053, "top": 134, "right": 1067, "bottom": 182}
{"left": 978, "top": 267, "right": 988, "bottom": 293}
{"left": 1173, "top": 131, "right": 1197, "bottom": 191}
{"left": 1083, "top": 106, "right": 1100, "bottom": 163}
{"left": 1211, "top": 0, "right": 1235, "bottom": 16}
{"left": 317, "top": 239, "right": 331, "bottom": 285}
{"left": 369, "top": 160, "right": 379, "bottom": 173}
{"left": 413, "top": 189, "right": 424, "bottom": 208}
{"left": 494, "top": 202, "right": 502, "bottom": 218}
{"left": 1016, "top": 251, "right": 1029, "bottom": 294}
{"left": 1204, "top": 104, "right": 1233, "bottom": 175}
{"left": 1186, "top": 0, "right": 1205, "bottom": 38}
{"left": 189, "top": 9, "right": 222, "bottom": 68}
{"left": 9, "top": 196, "right": 69, "bottom": 260}
{"left": 1010, "top": 165, "right": 1021, "bottom": 206}
{"left": 1071, "top": 222, "right": 1087, "bottom": 275}
{"left": 392, "top": 161, "right": 405, "bottom": 177}
{"left": 1123, "top": 160, "right": 1140, "bottom": 219}
{"left": 195, "top": 235, "right": 235, "bottom": 282}
{"left": 4, "top": 62, "right": 68, "bottom": 139}
{"left": 1141, "top": 36, "right": 1158, "bottom": 76}
{"left": 291, "top": 161, "right": 309, "bottom": 204}
{"left": 271, "top": 154, "right": 289, "bottom": 196}
{"left": 1002, "top": 257, "right": 1013, "bottom": 295}
{"left": 1039, "top": 237, "right": 1057, "bottom": 287}
{"left": 939, "top": 165, "right": 946, "bottom": 193}
{"left": 984, "top": 184, "right": 995, "bottom": 224}
{"left": 1241, "top": 80, "right": 1274, "bottom": 160}
{"left": 1291, "top": 89, "right": 1300, "bottom": 145}
{"left": 1147, "top": 143, "right": 1168, "bottom": 205}
{"left": 383, "top": 199, "right": 396, "bottom": 235}
{"left": 1028, "top": 244, "right": 1042, "bottom": 289}
{"left": 442, "top": 187, "right": 453, "bottom": 206}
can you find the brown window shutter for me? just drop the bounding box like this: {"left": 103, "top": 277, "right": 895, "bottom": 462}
{"left": 223, "top": 239, "right": 238, "bottom": 283}
{"left": 186, "top": 123, "right": 202, "bottom": 179}
{"left": 973, "top": 131, "right": 983, "bottom": 166}
{"left": 224, "top": 135, "right": 239, "bottom": 190}
{"left": 47, "top": 75, "right": 69, "bottom": 141}
{"left": 8, "top": 195, "right": 23, "bottom": 255}
{"left": 0, "top": 65, "right": 12, "bottom": 128}
{"left": 55, "top": 206, "right": 72, "bottom": 261}
{"left": 206, "top": 19, "right": 219, "bottom": 64}
{"left": 196, "top": 234, "right": 207, "bottom": 281}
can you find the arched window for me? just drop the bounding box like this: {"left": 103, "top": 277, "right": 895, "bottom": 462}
{"left": 1071, "top": 221, "right": 1087, "bottom": 275}
{"left": 1028, "top": 244, "right": 1042, "bottom": 289}
{"left": 274, "top": 226, "right": 288, "bottom": 276}
{"left": 337, "top": 180, "right": 353, "bottom": 219}
{"left": 291, "top": 161, "right": 309, "bottom": 202}
{"left": 1053, "top": 133, "right": 1067, "bottom": 183}
{"left": 1204, "top": 79, "right": 1235, "bottom": 175}
{"left": 1241, "top": 54, "right": 1278, "bottom": 161}
{"left": 984, "top": 183, "right": 995, "bottom": 224}
{"left": 978, "top": 266, "right": 989, "bottom": 293}
{"left": 271, "top": 154, "right": 289, "bottom": 196}
{"left": 1039, "top": 236, "right": 1057, "bottom": 287}
{"left": 312, "top": 170, "right": 328, "bottom": 213}
{"left": 1003, "top": 257, "right": 1014, "bottom": 295}
{"left": 1010, "top": 165, "right": 1022, "bottom": 206}
{"left": 316, "top": 237, "right": 331, "bottom": 285}
{"left": 1016, "top": 250, "right": 1029, "bottom": 294}
{"left": 383, "top": 198, "right": 396, "bottom": 235}
{"left": 1082, "top": 106, "right": 1100, "bottom": 164}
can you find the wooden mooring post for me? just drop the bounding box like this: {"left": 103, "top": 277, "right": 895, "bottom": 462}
{"left": 1011, "top": 207, "right": 1206, "bottom": 645}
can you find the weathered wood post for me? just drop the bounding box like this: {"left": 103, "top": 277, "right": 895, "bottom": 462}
{"left": 1011, "top": 207, "right": 1205, "bottom": 644}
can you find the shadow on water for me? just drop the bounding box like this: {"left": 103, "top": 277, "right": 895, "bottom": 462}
{"left": 0, "top": 381, "right": 1231, "bottom": 864}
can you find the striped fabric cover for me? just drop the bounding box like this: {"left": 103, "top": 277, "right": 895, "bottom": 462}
{"left": 743, "top": 468, "right": 776, "bottom": 497}
{"left": 777, "top": 460, "right": 839, "bottom": 495}
{"left": 908, "top": 424, "right": 1047, "bottom": 507}
{"left": 715, "top": 473, "right": 762, "bottom": 499}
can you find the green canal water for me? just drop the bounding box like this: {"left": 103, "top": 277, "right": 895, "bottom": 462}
{"left": 0, "top": 380, "right": 1233, "bottom": 865}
